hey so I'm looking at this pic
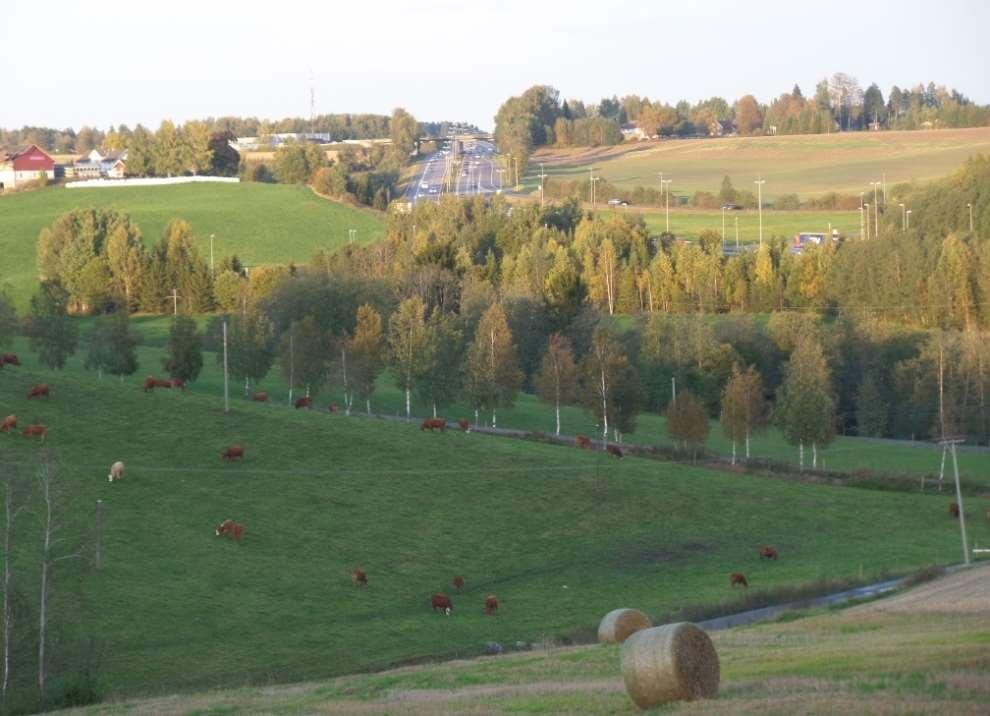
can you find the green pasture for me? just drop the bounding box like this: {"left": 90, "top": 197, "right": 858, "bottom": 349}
{"left": 0, "top": 182, "right": 386, "bottom": 309}
{"left": 1, "top": 334, "right": 985, "bottom": 704}
{"left": 528, "top": 127, "right": 990, "bottom": 199}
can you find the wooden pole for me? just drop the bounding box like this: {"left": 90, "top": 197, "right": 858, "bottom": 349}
{"left": 222, "top": 320, "right": 230, "bottom": 414}
{"left": 948, "top": 440, "right": 970, "bottom": 566}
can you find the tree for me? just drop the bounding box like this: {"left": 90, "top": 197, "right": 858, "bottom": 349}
{"left": 104, "top": 221, "right": 146, "bottom": 311}
{"left": 24, "top": 280, "right": 78, "bottom": 370}
{"left": 209, "top": 131, "right": 241, "bottom": 176}
{"left": 124, "top": 124, "right": 155, "bottom": 176}
{"left": 182, "top": 120, "right": 213, "bottom": 174}
{"left": 84, "top": 311, "right": 140, "bottom": 381}
{"left": 223, "top": 310, "right": 276, "bottom": 396}
{"left": 390, "top": 108, "right": 420, "bottom": 159}
{"left": 581, "top": 324, "right": 640, "bottom": 441}
{"left": 415, "top": 310, "right": 463, "bottom": 418}
{"left": 667, "top": 390, "right": 709, "bottom": 459}
{"left": 719, "top": 176, "right": 737, "bottom": 205}
{"left": 388, "top": 297, "right": 430, "bottom": 419}
{"left": 773, "top": 336, "right": 836, "bottom": 469}
{"left": 154, "top": 120, "right": 184, "bottom": 176}
{"left": 162, "top": 315, "right": 203, "bottom": 382}
{"left": 349, "top": 304, "right": 385, "bottom": 415}
{"left": 720, "top": 363, "right": 766, "bottom": 463}
{"left": 535, "top": 333, "right": 578, "bottom": 435}
{"left": 734, "top": 95, "right": 763, "bottom": 135}
{"left": 463, "top": 303, "right": 523, "bottom": 428}
{"left": 280, "top": 316, "right": 328, "bottom": 401}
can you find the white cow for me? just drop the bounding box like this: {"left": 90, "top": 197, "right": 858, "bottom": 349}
{"left": 108, "top": 461, "right": 125, "bottom": 482}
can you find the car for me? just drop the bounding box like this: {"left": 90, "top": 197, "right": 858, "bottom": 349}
{"left": 607, "top": 198, "right": 629, "bottom": 207}
{"left": 721, "top": 203, "right": 741, "bottom": 210}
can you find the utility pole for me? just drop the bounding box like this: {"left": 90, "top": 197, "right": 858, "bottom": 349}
{"left": 941, "top": 437, "right": 970, "bottom": 566}
{"left": 210, "top": 234, "right": 215, "bottom": 273}
{"left": 662, "top": 179, "right": 672, "bottom": 232}
{"left": 671, "top": 376, "right": 677, "bottom": 404}
{"left": 170, "top": 288, "right": 179, "bottom": 315}
{"left": 870, "top": 180, "right": 881, "bottom": 237}
{"left": 864, "top": 204, "right": 871, "bottom": 240}
{"left": 222, "top": 319, "right": 230, "bottom": 414}
{"left": 657, "top": 172, "right": 664, "bottom": 206}
{"left": 538, "top": 163, "right": 547, "bottom": 208}
{"left": 899, "top": 203, "right": 906, "bottom": 231}
{"left": 721, "top": 206, "right": 726, "bottom": 239}
{"left": 967, "top": 202, "right": 974, "bottom": 233}
{"left": 754, "top": 178, "right": 765, "bottom": 246}
{"left": 906, "top": 209, "right": 911, "bottom": 229}
{"left": 734, "top": 215, "right": 739, "bottom": 251}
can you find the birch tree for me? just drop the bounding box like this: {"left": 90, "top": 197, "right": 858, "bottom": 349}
{"left": 773, "top": 336, "right": 836, "bottom": 469}
{"left": 463, "top": 303, "right": 522, "bottom": 428}
{"left": 535, "top": 333, "right": 578, "bottom": 435}
{"left": 388, "top": 297, "right": 430, "bottom": 419}
{"left": 720, "top": 363, "right": 767, "bottom": 463}
{"left": 349, "top": 304, "right": 385, "bottom": 415}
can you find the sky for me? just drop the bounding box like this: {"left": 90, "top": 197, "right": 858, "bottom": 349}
{"left": 3, "top": 0, "right": 989, "bottom": 132}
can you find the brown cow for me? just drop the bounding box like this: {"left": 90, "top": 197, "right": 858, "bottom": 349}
{"left": 27, "top": 384, "right": 49, "bottom": 400}
{"left": 351, "top": 569, "right": 368, "bottom": 587}
{"left": 22, "top": 425, "right": 47, "bottom": 440}
{"left": 231, "top": 523, "right": 245, "bottom": 541}
{"left": 484, "top": 594, "right": 499, "bottom": 615}
{"left": 143, "top": 376, "right": 172, "bottom": 392}
{"left": 328, "top": 403, "right": 339, "bottom": 413}
{"left": 431, "top": 593, "right": 453, "bottom": 615}
{"left": 606, "top": 444, "right": 624, "bottom": 459}
{"left": 215, "top": 519, "right": 245, "bottom": 541}
{"left": 730, "top": 572, "right": 749, "bottom": 588}
{"left": 1, "top": 353, "right": 20, "bottom": 367}
{"left": 458, "top": 418, "right": 470, "bottom": 432}
{"left": 168, "top": 377, "right": 186, "bottom": 390}
{"left": 421, "top": 418, "right": 446, "bottom": 432}
{"left": 576, "top": 435, "right": 592, "bottom": 450}
{"left": 294, "top": 395, "right": 313, "bottom": 410}
{"left": 251, "top": 391, "right": 269, "bottom": 402}
{"left": 759, "top": 546, "right": 779, "bottom": 560}
{"left": 221, "top": 444, "right": 244, "bottom": 461}
{"left": 215, "top": 519, "right": 234, "bottom": 537}
{"left": 0, "top": 415, "right": 15, "bottom": 433}
{"left": 950, "top": 502, "right": 960, "bottom": 518}
{"left": 452, "top": 576, "right": 465, "bottom": 593}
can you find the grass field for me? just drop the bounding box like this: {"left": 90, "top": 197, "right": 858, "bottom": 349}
{"left": 598, "top": 206, "right": 860, "bottom": 243}
{"left": 1, "top": 332, "right": 987, "bottom": 706}
{"left": 67, "top": 565, "right": 987, "bottom": 714}
{"left": 527, "top": 126, "right": 990, "bottom": 199}
{"left": 0, "top": 182, "right": 386, "bottom": 309}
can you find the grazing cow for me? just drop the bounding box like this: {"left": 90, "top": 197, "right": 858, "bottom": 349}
{"left": 1, "top": 353, "right": 20, "bottom": 367}
{"left": 168, "top": 377, "right": 186, "bottom": 390}
{"left": 452, "top": 576, "right": 465, "bottom": 593}
{"left": 108, "top": 461, "right": 125, "bottom": 482}
{"left": 760, "top": 546, "right": 779, "bottom": 560}
{"left": 431, "top": 593, "right": 453, "bottom": 615}
{"left": 221, "top": 444, "right": 244, "bottom": 462}
{"left": 458, "top": 418, "right": 470, "bottom": 432}
{"left": 484, "top": 594, "right": 499, "bottom": 615}
{"left": 294, "top": 395, "right": 313, "bottom": 410}
{"left": 215, "top": 519, "right": 245, "bottom": 541}
{"left": 328, "top": 403, "right": 339, "bottom": 413}
{"left": 252, "top": 391, "right": 269, "bottom": 402}
{"left": 606, "top": 444, "right": 624, "bottom": 459}
{"left": 949, "top": 502, "right": 960, "bottom": 518}
{"left": 575, "top": 435, "right": 592, "bottom": 450}
{"left": 351, "top": 569, "right": 368, "bottom": 587}
{"left": 0, "top": 415, "right": 15, "bottom": 433}
{"left": 730, "top": 572, "right": 749, "bottom": 588}
{"left": 27, "top": 384, "right": 49, "bottom": 400}
{"left": 420, "top": 418, "right": 446, "bottom": 432}
{"left": 230, "top": 523, "right": 245, "bottom": 541}
{"left": 22, "top": 424, "right": 47, "bottom": 440}
{"left": 215, "top": 519, "right": 234, "bottom": 537}
{"left": 143, "top": 376, "right": 172, "bottom": 392}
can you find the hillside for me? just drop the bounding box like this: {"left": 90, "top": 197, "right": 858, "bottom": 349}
{"left": 0, "top": 338, "right": 985, "bottom": 708}
{"left": 0, "top": 182, "right": 387, "bottom": 309}
{"left": 57, "top": 564, "right": 989, "bottom": 714}
{"left": 529, "top": 127, "right": 990, "bottom": 199}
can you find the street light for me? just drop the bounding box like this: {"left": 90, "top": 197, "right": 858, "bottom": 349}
{"left": 899, "top": 203, "right": 906, "bottom": 231}
{"left": 754, "top": 179, "right": 765, "bottom": 246}
{"left": 661, "top": 179, "right": 672, "bottom": 233}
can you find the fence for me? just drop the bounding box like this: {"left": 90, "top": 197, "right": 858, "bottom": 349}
{"left": 66, "top": 176, "right": 240, "bottom": 189}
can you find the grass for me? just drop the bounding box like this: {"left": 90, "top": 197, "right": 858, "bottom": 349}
{"left": 1, "top": 331, "right": 987, "bottom": 707}
{"left": 54, "top": 568, "right": 990, "bottom": 714}
{"left": 0, "top": 182, "right": 386, "bottom": 309}
{"left": 598, "top": 205, "right": 860, "bottom": 243}
{"left": 527, "top": 126, "right": 990, "bottom": 199}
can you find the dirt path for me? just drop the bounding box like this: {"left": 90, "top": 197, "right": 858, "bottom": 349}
{"left": 849, "top": 562, "right": 990, "bottom": 615}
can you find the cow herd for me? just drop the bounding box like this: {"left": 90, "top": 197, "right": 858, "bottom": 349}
{"left": 143, "top": 376, "right": 185, "bottom": 392}
{"left": 350, "top": 569, "right": 497, "bottom": 616}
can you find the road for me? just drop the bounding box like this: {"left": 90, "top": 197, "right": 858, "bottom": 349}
{"left": 405, "top": 139, "right": 503, "bottom": 205}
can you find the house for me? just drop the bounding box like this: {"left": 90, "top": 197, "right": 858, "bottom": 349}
{"left": 73, "top": 149, "right": 127, "bottom": 179}
{"left": 620, "top": 123, "right": 649, "bottom": 141}
{"left": 709, "top": 119, "right": 736, "bottom": 137}
{"left": 0, "top": 144, "right": 55, "bottom": 191}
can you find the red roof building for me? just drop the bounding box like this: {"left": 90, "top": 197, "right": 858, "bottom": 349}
{"left": 0, "top": 144, "right": 55, "bottom": 191}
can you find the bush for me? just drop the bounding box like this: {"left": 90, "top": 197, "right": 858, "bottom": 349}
{"left": 776, "top": 193, "right": 801, "bottom": 210}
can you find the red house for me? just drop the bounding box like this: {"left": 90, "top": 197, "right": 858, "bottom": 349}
{"left": 0, "top": 144, "right": 55, "bottom": 192}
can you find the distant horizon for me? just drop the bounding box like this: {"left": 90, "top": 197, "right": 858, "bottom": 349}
{"left": 3, "top": 0, "right": 989, "bottom": 132}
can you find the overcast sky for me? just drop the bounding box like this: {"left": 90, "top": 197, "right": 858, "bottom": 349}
{"left": 3, "top": 0, "right": 988, "bottom": 131}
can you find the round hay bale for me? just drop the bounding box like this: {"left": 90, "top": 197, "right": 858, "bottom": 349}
{"left": 598, "top": 608, "right": 652, "bottom": 644}
{"left": 620, "top": 622, "right": 719, "bottom": 709}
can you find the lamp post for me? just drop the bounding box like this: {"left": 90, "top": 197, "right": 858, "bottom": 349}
{"left": 899, "top": 202, "right": 906, "bottom": 231}
{"left": 870, "top": 180, "right": 881, "bottom": 237}
{"left": 657, "top": 172, "right": 664, "bottom": 207}
{"left": 661, "top": 179, "right": 672, "bottom": 233}
{"left": 906, "top": 209, "right": 912, "bottom": 229}
{"left": 754, "top": 178, "right": 765, "bottom": 246}
{"left": 864, "top": 203, "right": 870, "bottom": 241}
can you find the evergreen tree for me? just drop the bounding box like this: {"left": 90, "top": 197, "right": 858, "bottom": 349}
{"left": 162, "top": 315, "right": 203, "bottom": 382}
{"left": 24, "top": 280, "right": 78, "bottom": 370}
{"left": 84, "top": 311, "right": 139, "bottom": 381}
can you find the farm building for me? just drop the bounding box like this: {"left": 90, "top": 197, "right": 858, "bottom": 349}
{"left": 0, "top": 144, "right": 55, "bottom": 191}
{"left": 73, "top": 149, "right": 127, "bottom": 179}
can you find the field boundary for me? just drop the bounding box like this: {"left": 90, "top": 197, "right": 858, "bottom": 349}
{"left": 66, "top": 176, "right": 240, "bottom": 189}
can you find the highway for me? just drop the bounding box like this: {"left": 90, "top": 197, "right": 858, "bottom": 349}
{"left": 406, "top": 139, "right": 504, "bottom": 205}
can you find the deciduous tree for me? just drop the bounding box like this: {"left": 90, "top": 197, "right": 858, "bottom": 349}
{"left": 535, "top": 332, "right": 578, "bottom": 435}
{"left": 463, "top": 303, "right": 523, "bottom": 428}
